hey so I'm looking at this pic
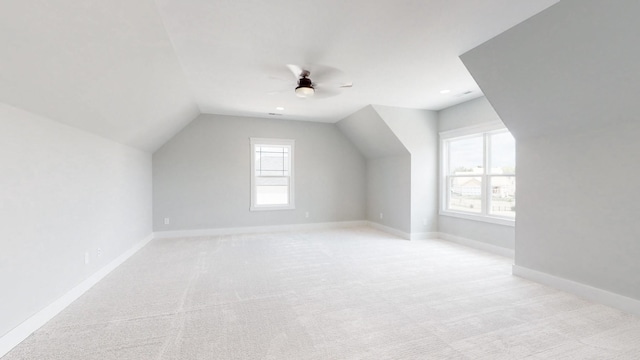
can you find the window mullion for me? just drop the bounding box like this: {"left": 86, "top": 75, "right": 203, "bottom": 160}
{"left": 440, "top": 127, "right": 515, "bottom": 224}
{"left": 446, "top": 141, "right": 450, "bottom": 211}
{"left": 483, "top": 133, "right": 489, "bottom": 216}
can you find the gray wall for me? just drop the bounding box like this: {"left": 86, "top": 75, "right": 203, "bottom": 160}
{"left": 438, "top": 97, "right": 515, "bottom": 249}
{"left": 373, "top": 106, "right": 439, "bottom": 235}
{"left": 366, "top": 156, "right": 411, "bottom": 233}
{"left": 461, "top": 0, "right": 639, "bottom": 140}
{"left": 438, "top": 97, "right": 504, "bottom": 133}
{"left": 336, "top": 106, "right": 407, "bottom": 159}
{"left": 0, "top": 103, "right": 152, "bottom": 338}
{"left": 517, "top": 122, "right": 640, "bottom": 299}
{"left": 336, "top": 107, "right": 412, "bottom": 234}
{"left": 439, "top": 216, "right": 514, "bottom": 250}
{"left": 153, "top": 114, "right": 366, "bottom": 231}
{"left": 461, "top": 1, "right": 640, "bottom": 298}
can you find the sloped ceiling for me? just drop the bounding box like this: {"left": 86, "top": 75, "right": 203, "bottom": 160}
{"left": 0, "top": 0, "right": 559, "bottom": 152}
{"left": 461, "top": 0, "right": 640, "bottom": 140}
{"left": 0, "top": 0, "right": 199, "bottom": 152}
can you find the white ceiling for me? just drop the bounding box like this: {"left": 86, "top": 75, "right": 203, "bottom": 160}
{"left": 0, "top": 0, "right": 558, "bottom": 151}
{"left": 155, "top": 0, "right": 558, "bottom": 121}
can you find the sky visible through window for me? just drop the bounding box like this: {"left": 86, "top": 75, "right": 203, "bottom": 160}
{"left": 490, "top": 132, "right": 515, "bottom": 171}
{"left": 450, "top": 136, "right": 483, "bottom": 170}
{"left": 449, "top": 132, "right": 515, "bottom": 173}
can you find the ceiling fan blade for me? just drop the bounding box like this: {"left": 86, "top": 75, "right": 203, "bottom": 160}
{"left": 314, "top": 81, "right": 353, "bottom": 89}
{"left": 312, "top": 86, "right": 341, "bottom": 99}
{"left": 286, "top": 64, "right": 303, "bottom": 79}
{"left": 310, "top": 65, "right": 345, "bottom": 83}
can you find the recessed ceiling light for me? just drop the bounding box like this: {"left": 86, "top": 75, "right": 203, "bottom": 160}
{"left": 440, "top": 89, "right": 451, "bottom": 94}
{"left": 276, "top": 106, "right": 285, "bottom": 111}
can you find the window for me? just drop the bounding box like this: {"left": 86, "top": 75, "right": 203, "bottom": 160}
{"left": 440, "top": 123, "right": 515, "bottom": 225}
{"left": 250, "top": 138, "right": 295, "bottom": 211}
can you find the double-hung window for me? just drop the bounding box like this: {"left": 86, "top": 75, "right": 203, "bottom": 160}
{"left": 440, "top": 123, "right": 515, "bottom": 225}
{"left": 250, "top": 138, "right": 295, "bottom": 211}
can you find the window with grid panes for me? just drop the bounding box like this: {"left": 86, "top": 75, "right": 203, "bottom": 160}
{"left": 441, "top": 126, "right": 515, "bottom": 225}
{"left": 250, "top": 138, "right": 295, "bottom": 211}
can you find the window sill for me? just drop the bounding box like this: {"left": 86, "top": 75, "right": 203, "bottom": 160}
{"left": 250, "top": 205, "right": 295, "bottom": 212}
{"left": 439, "top": 210, "right": 515, "bottom": 227}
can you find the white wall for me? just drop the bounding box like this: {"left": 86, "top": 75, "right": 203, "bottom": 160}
{"left": 437, "top": 97, "right": 514, "bottom": 250}
{"left": 153, "top": 114, "right": 366, "bottom": 231}
{"left": 0, "top": 103, "right": 152, "bottom": 338}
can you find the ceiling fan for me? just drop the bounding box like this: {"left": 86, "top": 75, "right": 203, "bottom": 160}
{"left": 284, "top": 64, "right": 352, "bottom": 99}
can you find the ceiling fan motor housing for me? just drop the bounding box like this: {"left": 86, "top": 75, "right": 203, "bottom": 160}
{"left": 295, "top": 76, "right": 315, "bottom": 97}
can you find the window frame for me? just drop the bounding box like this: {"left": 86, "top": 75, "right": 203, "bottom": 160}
{"left": 250, "top": 137, "right": 295, "bottom": 211}
{"left": 439, "top": 121, "right": 515, "bottom": 226}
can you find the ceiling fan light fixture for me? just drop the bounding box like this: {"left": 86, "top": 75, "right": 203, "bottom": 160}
{"left": 295, "top": 76, "right": 315, "bottom": 98}
{"left": 295, "top": 86, "right": 314, "bottom": 97}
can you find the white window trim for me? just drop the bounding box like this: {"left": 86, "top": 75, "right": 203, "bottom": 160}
{"left": 250, "top": 137, "right": 295, "bottom": 211}
{"left": 439, "top": 121, "right": 515, "bottom": 227}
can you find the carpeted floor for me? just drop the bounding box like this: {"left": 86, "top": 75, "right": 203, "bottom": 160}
{"left": 4, "top": 227, "right": 640, "bottom": 359}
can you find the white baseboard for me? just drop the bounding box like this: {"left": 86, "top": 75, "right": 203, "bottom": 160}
{"left": 513, "top": 265, "right": 640, "bottom": 316}
{"left": 366, "top": 221, "right": 411, "bottom": 240}
{"left": 153, "top": 220, "right": 369, "bottom": 239}
{"left": 437, "top": 232, "right": 515, "bottom": 258}
{"left": 155, "top": 221, "right": 434, "bottom": 242}
{"left": 410, "top": 232, "right": 440, "bottom": 240}
{"left": 0, "top": 233, "right": 154, "bottom": 358}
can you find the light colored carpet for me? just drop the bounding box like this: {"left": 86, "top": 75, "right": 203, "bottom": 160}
{"left": 3, "top": 227, "right": 640, "bottom": 359}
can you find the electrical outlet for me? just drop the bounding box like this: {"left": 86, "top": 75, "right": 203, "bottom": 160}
{"left": 379, "top": 212, "right": 383, "bottom": 219}
{"left": 164, "top": 217, "right": 170, "bottom": 225}
{"left": 97, "top": 248, "right": 102, "bottom": 257}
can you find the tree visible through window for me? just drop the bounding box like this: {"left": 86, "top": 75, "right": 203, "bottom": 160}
{"left": 250, "top": 138, "right": 295, "bottom": 211}
{"left": 442, "top": 128, "right": 515, "bottom": 222}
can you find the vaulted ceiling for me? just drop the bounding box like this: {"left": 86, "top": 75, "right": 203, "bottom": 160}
{"left": 0, "top": 0, "right": 558, "bottom": 152}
